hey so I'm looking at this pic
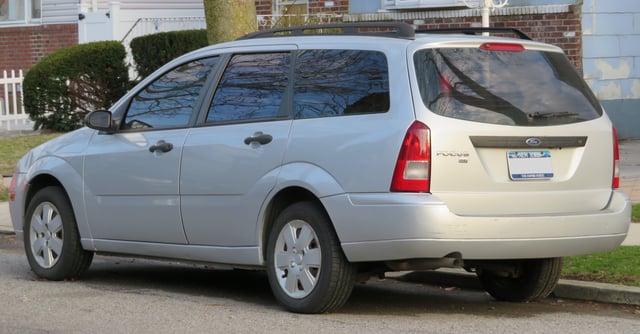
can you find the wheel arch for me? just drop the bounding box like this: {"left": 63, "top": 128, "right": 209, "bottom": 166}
{"left": 23, "top": 173, "right": 66, "bottom": 217}
{"left": 21, "top": 157, "right": 92, "bottom": 244}
{"left": 258, "top": 162, "right": 347, "bottom": 263}
{"left": 260, "top": 186, "right": 333, "bottom": 262}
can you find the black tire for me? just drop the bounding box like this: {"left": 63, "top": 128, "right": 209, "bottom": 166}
{"left": 24, "top": 186, "right": 93, "bottom": 280}
{"left": 477, "top": 258, "right": 562, "bottom": 302}
{"left": 266, "top": 201, "right": 356, "bottom": 313}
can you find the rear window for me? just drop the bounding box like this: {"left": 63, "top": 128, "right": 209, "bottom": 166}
{"left": 413, "top": 47, "right": 602, "bottom": 126}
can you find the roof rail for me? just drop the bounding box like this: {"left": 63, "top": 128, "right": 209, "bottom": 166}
{"left": 416, "top": 27, "right": 532, "bottom": 40}
{"left": 238, "top": 22, "right": 415, "bottom": 40}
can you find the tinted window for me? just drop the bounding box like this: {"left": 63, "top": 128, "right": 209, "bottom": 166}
{"left": 413, "top": 48, "right": 602, "bottom": 126}
{"left": 207, "top": 53, "right": 291, "bottom": 122}
{"left": 123, "top": 57, "right": 218, "bottom": 130}
{"left": 294, "top": 50, "right": 389, "bottom": 119}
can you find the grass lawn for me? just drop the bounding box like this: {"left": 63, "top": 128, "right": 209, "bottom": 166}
{"left": 561, "top": 246, "right": 640, "bottom": 287}
{"left": 0, "top": 132, "right": 61, "bottom": 175}
{"left": 0, "top": 133, "right": 61, "bottom": 201}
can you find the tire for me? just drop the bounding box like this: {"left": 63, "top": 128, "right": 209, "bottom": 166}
{"left": 477, "top": 258, "right": 562, "bottom": 302}
{"left": 266, "top": 201, "right": 356, "bottom": 313}
{"left": 24, "top": 186, "right": 93, "bottom": 280}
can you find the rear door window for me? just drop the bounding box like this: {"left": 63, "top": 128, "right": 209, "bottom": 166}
{"left": 413, "top": 47, "right": 602, "bottom": 126}
{"left": 206, "top": 52, "right": 291, "bottom": 123}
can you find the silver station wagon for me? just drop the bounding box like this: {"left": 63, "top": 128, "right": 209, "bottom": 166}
{"left": 9, "top": 23, "right": 631, "bottom": 313}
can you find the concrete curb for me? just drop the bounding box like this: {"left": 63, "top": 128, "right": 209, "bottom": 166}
{"left": 393, "top": 269, "right": 640, "bottom": 306}
{"left": 554, "top": 279, "right": 640, "bottom": 306}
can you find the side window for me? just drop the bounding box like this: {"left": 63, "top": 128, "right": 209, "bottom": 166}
{"left": 294, "top": 50, "right": 390, "bottom": 119}
{"left": 123, "top": 57, "right": 218, "bottom": 130}
{"left": 207, "top": 53, "right": 291, "bottom": 123}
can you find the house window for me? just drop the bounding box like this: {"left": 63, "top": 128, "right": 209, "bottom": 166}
{"left": 382, "top": 0, "right": 465, "bottom": 10}
{"left": 0, "top": 0, "right": 41, "bottom": 24}
{"left": 273, "top": 0, "right": 309, "bottom": 26}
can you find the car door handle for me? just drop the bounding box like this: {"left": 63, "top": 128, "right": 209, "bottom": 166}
{"left": 149, "top": 140, "right": 174, "bottom": 153}
{"left": 244, "top": 132, "right": 273, "bottom": 145}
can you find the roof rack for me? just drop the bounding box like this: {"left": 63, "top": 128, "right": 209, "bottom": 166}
{"left": 416, "top": 27, "right": 532, "bottom": 40}
{"left": 238, "top": 22, "right": 415, "bottom": 40}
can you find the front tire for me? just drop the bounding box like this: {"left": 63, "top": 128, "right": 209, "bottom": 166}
{"left": 477, "top": 258, "right": 562, "bottom": 302}
{"left": 24, "top": 186, "right": 93, "bottom": 280}
{"left": 266, "top": 201, "right": 356, "bottom": 313}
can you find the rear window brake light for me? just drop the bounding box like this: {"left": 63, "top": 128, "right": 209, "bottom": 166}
{"left": 479, "top": 43, "right": 525, "bottom": 52}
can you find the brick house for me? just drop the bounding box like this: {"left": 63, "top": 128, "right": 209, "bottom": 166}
{"left": 0, "top": 0, "right": 204, "bottom": 128}
{"left": 0, "top": 0, "right": 76, "bottom": 75}
{"left": 0, "top": 0, "right": 204, "bottom": 73}
{"left": 1, "top": 0, "right": 638, "bottom": 137}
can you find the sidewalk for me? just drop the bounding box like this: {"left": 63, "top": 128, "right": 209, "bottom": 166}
{"left": 1, "top": 140, "right": 640, "bottom": 307}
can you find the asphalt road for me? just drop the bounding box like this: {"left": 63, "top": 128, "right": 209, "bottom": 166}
{"left": 1, "top": 234, "right": 639, "bottom": 334}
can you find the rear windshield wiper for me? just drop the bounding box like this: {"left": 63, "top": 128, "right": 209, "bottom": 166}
{"left": 528, "top": 111, "right": 579, "bottom": 119}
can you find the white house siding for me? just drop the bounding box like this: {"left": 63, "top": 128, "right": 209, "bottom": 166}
{"left": 79, "top": 1, "right": 205, "bottom": 41}
{"left": 41, "top": 0, "right": 79, "bottom": 24}
{"left": 41, "top": 0, "right": 204, "bottom": 26}
{"left": 86, "top": 0, "right": 204, "bottom": 12}
{"left": 582, "top": 0, "right": 640, "bottom": 139}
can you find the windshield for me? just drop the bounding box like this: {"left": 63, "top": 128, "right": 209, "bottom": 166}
{"left": 413, "top": 47, "right": 603, "bottom": 126}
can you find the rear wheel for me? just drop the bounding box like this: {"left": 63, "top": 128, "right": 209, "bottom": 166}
{"left": 266, "top": 201, "right": 356, "bottom": 313}
{"left": 24, "top": 186, "right": 93, "bottom": 280}
{"left": 477, "top": 258, "right": 562, "bottom": 302}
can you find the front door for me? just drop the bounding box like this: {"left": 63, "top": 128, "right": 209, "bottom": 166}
{"left": 83, "top": 57, "right": 219, "bottom": 243}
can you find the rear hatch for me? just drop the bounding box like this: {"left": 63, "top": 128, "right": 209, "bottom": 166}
{"left": 409, "top": 39, "right": 616, "bottom": 216}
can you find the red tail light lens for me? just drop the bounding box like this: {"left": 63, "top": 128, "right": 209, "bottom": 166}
{"left": 612, "top": 127, "right": 620, "bottom": 189}
{"left": 391, "top": 121, "right": 431, "bottom": 192}
{"left": 479, "top": 43, "right": 525, "bottom": 52}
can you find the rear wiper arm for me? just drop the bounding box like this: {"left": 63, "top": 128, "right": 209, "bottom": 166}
{"left": 528, "top": 111, "right": 579, "bottom": 119}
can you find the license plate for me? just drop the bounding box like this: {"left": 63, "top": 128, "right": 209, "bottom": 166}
{"left": 507, "top": 150, "right": 554, "bottom": 180}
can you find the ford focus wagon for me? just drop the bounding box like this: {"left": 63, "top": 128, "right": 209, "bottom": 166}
{"left": 9, "top": 23, "right": 631, "bottom": 313}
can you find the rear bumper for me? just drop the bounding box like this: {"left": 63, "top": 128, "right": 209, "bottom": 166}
{"left": 323, "top": 190, "right": 631, "bottom": 262}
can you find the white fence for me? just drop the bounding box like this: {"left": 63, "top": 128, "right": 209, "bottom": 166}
{"left": 0, "top": 70, "right": 31, "bottom": 130}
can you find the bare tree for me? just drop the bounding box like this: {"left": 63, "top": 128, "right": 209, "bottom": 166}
{"left": 203, "top": 0, "right": 257, "bottom": 44}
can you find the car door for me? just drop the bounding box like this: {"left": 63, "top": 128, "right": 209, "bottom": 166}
{"left": 180, "top": 51, "right": 294, "bottom": 246}
{"left": 83, "top": 57, "right": 219, "bottom": 243}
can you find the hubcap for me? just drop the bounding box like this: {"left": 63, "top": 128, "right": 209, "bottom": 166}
{"left": 29, "top": 202, "right": 64, "bottom": 269}
{"left": 273, "top": 220, "right": 321, "bottom": 299}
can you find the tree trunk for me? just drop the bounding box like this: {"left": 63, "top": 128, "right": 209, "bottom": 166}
{"left": 203, "top": 0, "right": 257, "bottom": 44}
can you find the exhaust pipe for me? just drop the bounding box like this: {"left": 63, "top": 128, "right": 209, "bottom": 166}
{"left": 385, "top": 253, "right": 463, "bottom": 271}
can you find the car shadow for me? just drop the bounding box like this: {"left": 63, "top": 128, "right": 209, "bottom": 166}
{"left": 68, "top": 255, "right": 589, "bottom": 317}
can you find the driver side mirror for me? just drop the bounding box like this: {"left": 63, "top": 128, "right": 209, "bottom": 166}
{"left": 85, "top": 110, "right": 115, "bottom": 133}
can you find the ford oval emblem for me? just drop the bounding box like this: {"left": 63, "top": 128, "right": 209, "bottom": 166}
{"left": 526, "top": 137, "right": 542, "bottom": 146}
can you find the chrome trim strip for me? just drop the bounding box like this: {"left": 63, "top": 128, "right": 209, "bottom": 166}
{"left": 470, "top": 136, "right": 588, "bottom": 148}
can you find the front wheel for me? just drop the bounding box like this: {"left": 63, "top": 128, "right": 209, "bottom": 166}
{"left": 24, "top": 186, "right": 93, "bottom": 280}
{"left": 266, "top": 201, "right": 356, "bottom": 313}
{"left": 477, "top": 258, "right": 562, "bottom": 302}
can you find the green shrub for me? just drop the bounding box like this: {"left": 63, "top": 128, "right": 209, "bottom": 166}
{"left": 130, "top": 29, "right": 209, "bottom": 79}
{"left": 23, "top": 41, "right": 128, "bottom": 132}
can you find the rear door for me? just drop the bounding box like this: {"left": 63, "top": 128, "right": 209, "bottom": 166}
{"left": 409, "top": 41, "right": 615, "bottom": 215}
{"left": 180, "top": 51, "right": 294, "bottom": 246}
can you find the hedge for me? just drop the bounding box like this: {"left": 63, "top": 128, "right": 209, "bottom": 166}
{"left": 23, "top": 41, "right": 129, "bottom": 132}
{"left": 130, "top": 29, "right": 209, "bottom": 79}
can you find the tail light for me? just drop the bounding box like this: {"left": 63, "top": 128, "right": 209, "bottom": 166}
{"left": 479, "top": 42, "right": 525, "bottom": 52}
{"left": 612, "top": 127, "right": 620, "bottom": 189}
{"left": 391, "top": 121, "right": 431, "bottom": 192}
